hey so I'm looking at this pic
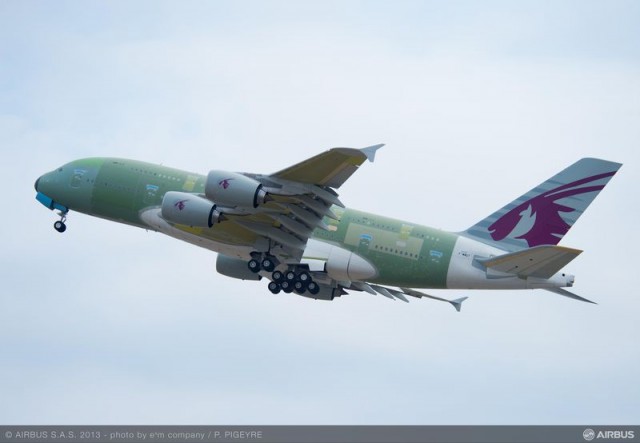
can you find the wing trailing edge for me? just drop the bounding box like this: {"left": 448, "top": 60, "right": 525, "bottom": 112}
{"left": 545, "top": 287, "right": 597, "bottom": 304}
{"left": 359, "top": 284, "right": 467, "bottom": 311}
{"left": 400, "top": 287, "right": 468, "bottom": 312}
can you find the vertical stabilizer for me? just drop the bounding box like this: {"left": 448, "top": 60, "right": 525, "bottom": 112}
{"left": 463, "top": 158, "right": 622, "bottom": 251}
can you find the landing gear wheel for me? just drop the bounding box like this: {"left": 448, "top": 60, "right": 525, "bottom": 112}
{"left": 281, "top": 280, "right": 294, "bottom": 293}
{"left": 293, "top": 280, "right": 307, "bottom": 294}
{"left": 247, "top": 259, "right": 261, "bottom": 273}
{"left": 298, "top": 271, "right": 311, "bottom": 283}
{"left": 271, "top": 270, "right": 284, "bottom": 283}
{"left": 285, "top": 270, "right": 297, "bottom": 282}
{"left": 268, "top": 282, "right": 281, "bottom": 294}
{"left": 307, "top": 281, "right": 320, "bottom": 295}
{"left": 53, "top": 220, "right": 66, "bottom": 233}
{"left": 261, "top": 257, "right": 276, "bottom": 272}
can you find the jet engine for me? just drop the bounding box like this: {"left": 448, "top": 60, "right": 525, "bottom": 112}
{"left": 205, "top": 171, "right": 269, "bottom": 208}
{"left": 161, "top": 191, "right": 222, "bottom": 228}
{"left": 216, "top": 255, "right": 262, "bottom": 281}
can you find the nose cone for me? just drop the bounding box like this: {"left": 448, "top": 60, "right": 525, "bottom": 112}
{"left": 35, "top": 170, "right": 58, "bottom": 198}
{"left": 35, "top": 158, "right": 104, "bottom": 214}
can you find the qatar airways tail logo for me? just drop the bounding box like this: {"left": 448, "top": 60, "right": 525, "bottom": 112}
{"left": 218, "top": 178, "right": 233, "bottom": 189}
{"left": 488, "top": 171, "right": 616, "bottom": 247}
{"left": 174, "top": 199, "right": 188, "bottom": 211}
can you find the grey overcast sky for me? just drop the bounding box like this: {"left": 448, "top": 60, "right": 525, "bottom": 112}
{"left": 1, "top": 0, "right": 639, "bottom": 424}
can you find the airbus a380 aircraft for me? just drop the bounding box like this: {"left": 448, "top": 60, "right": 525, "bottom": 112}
{"left": 35, "top": 145, "right": 621, "bottom": 310}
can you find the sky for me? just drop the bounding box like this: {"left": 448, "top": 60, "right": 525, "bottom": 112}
{"left": 1, "top": 0, "right": 639, "bottom": 425}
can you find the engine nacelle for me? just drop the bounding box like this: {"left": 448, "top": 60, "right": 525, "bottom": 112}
{"left": 205, "top": 171, "right": 268, "bottom": 208}
{"left": 161, "top": 191, "right": 221, "bottom": 228}
{"left": 216, "top": 255, "right": 261, "bottom": 281}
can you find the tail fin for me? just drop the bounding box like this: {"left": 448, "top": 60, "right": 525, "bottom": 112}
{"left": 463, "top": 158, "right": 622, "bottom": 251}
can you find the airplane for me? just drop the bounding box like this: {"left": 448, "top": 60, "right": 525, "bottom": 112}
{"left": 34, "top": 145, "right": 621, "bottom": 311}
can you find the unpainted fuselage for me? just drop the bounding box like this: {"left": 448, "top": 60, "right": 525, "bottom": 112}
{"left": 35, "top": 157, "right": 573, "bottom": 291}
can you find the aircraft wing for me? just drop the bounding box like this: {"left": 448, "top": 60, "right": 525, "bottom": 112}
{"left": 350, "top": 282, "right": 468, "bottom": 311}
{"left": 479, "top": 245, "right": 582, "bottom": 279}
{"left": 271, "top": 144, "right": 383, "bottom": 188}
{"left": 213, "top": 144, "right": 384, "bottom": 261}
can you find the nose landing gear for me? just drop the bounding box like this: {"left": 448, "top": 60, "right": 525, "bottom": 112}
{"left": 53, "top": 211, "right": 68, "bottom": 233}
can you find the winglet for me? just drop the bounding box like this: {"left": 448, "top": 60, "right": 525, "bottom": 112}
{"left": 360, "top": 144, "right": 384, "bottom": 162}
{"left": 400, "top": 287, "right": 467, "bottom": 312}
{"left": 450, "top": 297, "right": 468, "bottom": 312}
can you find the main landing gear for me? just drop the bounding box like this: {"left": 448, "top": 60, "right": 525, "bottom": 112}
{"left": 247, "top": 253, "right": 320, "bottom": 296}
{"left": 247, "top": 255, "right": 276, "bottom": 273}
{"left": 53, "top": 211, "right": 68, "bottom": 233}
{"left": 268, "top": 269, "right": 320, "bottom": 296}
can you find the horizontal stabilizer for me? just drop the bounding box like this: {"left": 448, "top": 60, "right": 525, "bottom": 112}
{"left": 479, "top": 245, "right": 582, "bottom": 279}
{"left": 545, "top": 288, "right": 597, "bottom": 304}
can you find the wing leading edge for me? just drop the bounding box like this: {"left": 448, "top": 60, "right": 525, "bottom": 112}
{"left": 272, "top": 144, "right": 384, "bottom": 188}
{"left": 220, "top": 145, "right": 385, "bottom": 260}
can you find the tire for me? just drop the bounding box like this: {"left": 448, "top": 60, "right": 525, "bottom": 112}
{"left": 281, "top": 281, "right": 293, "bottom": 293}
{"left": 293, "top": 281, "right": 306, "bottom": 294}
{"left": 247, "top": 259, "right": 261, "bottom": 273}
{"left": 54, "top": 221, "right": 66, "bottom": 233}
{"left": 268, "top": 282, "right": 281, "bottom": 294}
{"left": 271, "top": 270, "right": 284, "bottom": 283}
{"left": 261, "top": 257, "right": 275, "bottom": 272}
{"left": 307, "top": 281, "right": 320, "bottom": 295}
{"left": 298, "top": 271, "right": 311, "bottom": 283}
{"left": 285, "top": 270, "right": 297, "bottom": 282}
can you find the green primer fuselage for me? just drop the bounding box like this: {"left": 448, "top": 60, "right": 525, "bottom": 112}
{"left": 37, "top": 157, "right": 459, "bottom": 288}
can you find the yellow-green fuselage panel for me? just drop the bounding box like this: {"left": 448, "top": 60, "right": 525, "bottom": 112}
{"left": 38, "top": 157, "right": 456, "bottom": 288}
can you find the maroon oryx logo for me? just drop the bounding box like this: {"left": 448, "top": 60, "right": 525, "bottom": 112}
{"left": 488, "top": 171, "right": 616, "bottom": 247}
{"left": 174, "top": 199, "right": 188, "bottom": 211}
{"left": 218, "top": 178, "right": 233, "bottom": 189}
